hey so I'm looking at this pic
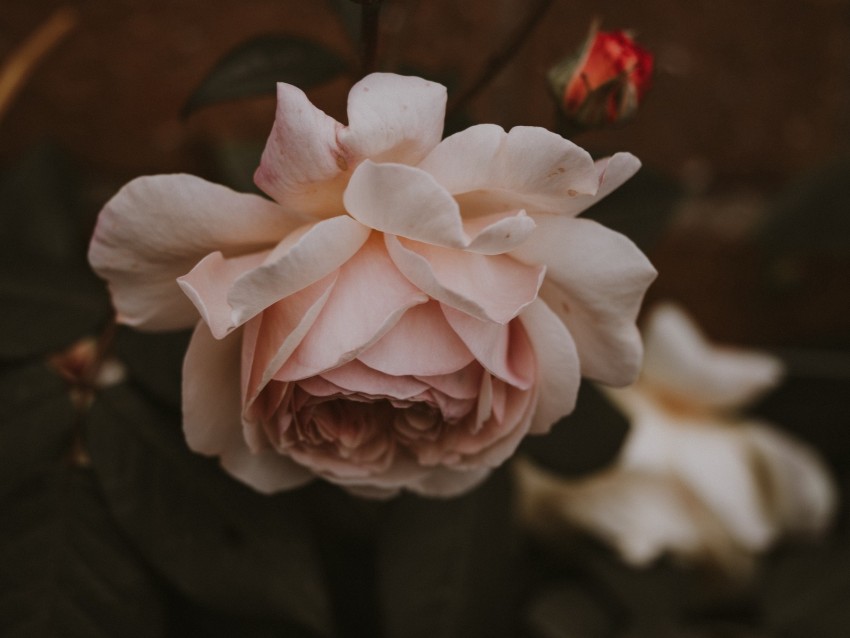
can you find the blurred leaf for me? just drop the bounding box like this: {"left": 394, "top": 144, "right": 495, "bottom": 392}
{"left": 85, "top": 383, "right": 332, "bottom": 637}
{"left": 0, "top": 143, "right": 110, "bottom": 361}
{"left": 520, "top": 383, "right": 629, "bottom": 478}
{"left": 582, "top": 168, "right": 680, "bottom": 253}
{"left": 0, "top": 362, "right": 73, "bottom": 491}
{"left": 524, "top": 584, "right": 613, "bottom": 638}
{"left": 756, "top": 157, "right": 850, "bottom": 257}
{"left": 377, "top": 467, "right": 520, "bottom": 638}
{"left": 0, "top": 364, "right": 164, "bottom": 637}
{"left": 182, "top": 36, "right": 349, "bottom": 117}
{"left": 112, "top": 327, "right": 191, "bottom": 410}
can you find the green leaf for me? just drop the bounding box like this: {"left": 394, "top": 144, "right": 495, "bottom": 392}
{"left": 182, "top": 36, "right": 349, "bottom": 117}
{"left": 112, "top": 327, "right": 191, "bottom": 410}
{"left": 0, "top": 364, "right": 164, "bottom": 638}
{"left": 519, "top": 383, "right": 629, "bottom": 478}
{"left": 0, "top": 144, "right": 110, "bottom": 361}
{"left": 582, "top": 167, "right": 681, "bottom": 253}
{"left": 85, "top": 383, "right": 333, "bottom": 636}
{"left": 376, "top": 467, "right": 520, "bottom": 638}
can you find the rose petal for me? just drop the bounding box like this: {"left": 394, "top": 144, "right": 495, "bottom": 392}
{"left": 511, "top": 216, "right": 656, "bottom": 386}
{"left": 441, "top": 305, "right": 534, "bottom": 389}
{"left": 418, "top": 125, "right": 599, "bottom": 216}
{"left": 641, "top": 303, "right": 784, "bottom": 408}
{"left": 519, "top": 298, "right": 581, "bottom": 434}
{"left": 276, "top": 235, "right": 429, "bottom": 380}
{"left": 407, "top": 465, "right": 491, "bottom": 498}
{"left": 254, "top": 82, "right": 350, "bottom": 215}
{"left": 182, "top": 321, "right": 243, "bottom": 455}
{"left": 320, "top": 359, "right": 430, "bottom": 400}
{"left": 385, "top": 235, "right": 545, "bottom": 324}
{"left": 242, "top": 272, "right": 339, "bottom": 409}
{"left": 744, "top": 422, "right": 836, "bottom": 535}
{"left": 220, "top": 438, "right": 314, "bottom": 495}
{"left": 358, "top": 301, "right": 475, "bottom": 376}
{"left": 556, "top": 152, "right": 642, "bottom": 218}
{"left": 88, "top": 174, "right": 297, "bottom": 330}
{"left": 178, "top": 216, "right": 371, "bottom": 338}
{"left": 340, "top": 73, "right": 446, "bottom": 165}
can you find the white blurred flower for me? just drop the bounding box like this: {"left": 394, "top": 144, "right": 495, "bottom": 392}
{"left": 516, "top": 303, "right": 837, "bottom": 573}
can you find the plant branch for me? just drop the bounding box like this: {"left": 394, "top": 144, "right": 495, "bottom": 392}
{"left": 447, "top": 0, "right": 554, "bottom": 116}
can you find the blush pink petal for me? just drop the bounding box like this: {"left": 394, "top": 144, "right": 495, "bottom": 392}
{"left": 357, "top": 301, "right": 475, "bottom": 376}
{"left": 254, "top": 83, "right": 350, "bottom": 215}
{"left": 519, "top": 298, "right": 581, "bottom": 434}
{"left": 417, "top": 124, "right": 599, "bottom": 215}
{"left": 385, "top": 235, "right": 545, "bottom": 324}
{"left": 340, "top": 73, "right": 446, "bottom": 165}
{"left": 179, "top": 216, "right": 370, "bottom": 338}
{"left": 242, "top": 272, "right": 338, "bottom": 408}
{"left": 88, "top": 174, "right": 298, "bottom": 331}
{"left": 344, "top": 161, "right": 535, "bottom": 254}
{"left": 182, "top": 321, "right": 243, "bottom": 456}
{"left": 276, "top": 236, "right": 429, "bottom": 381}
{"left": 415, "top": 364, "right": 483, "bottom": 400}
{"left": 220, "top": 437, "right": 314, "bottom": 495}
{"left": 408, "top": 465, "right": 492, "bottom": 498}
{"left": 441, "top": 305, "right": 533, "bottom": 389}
{"left": 512, "top": 217, "right": 656, "bottom": 386}
{"left": 554, "top": 153, "right": 643, "bottom": 218}
{"left": 320, "top": 359, "right": 431, "bottom": 400}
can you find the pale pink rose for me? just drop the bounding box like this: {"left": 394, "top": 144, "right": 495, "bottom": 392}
{"left": 88, "top": 73, "right": 656, "bottom": 497}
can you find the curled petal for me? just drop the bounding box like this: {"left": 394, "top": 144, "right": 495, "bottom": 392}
{"left": 276, "top": 235, "right": 429, "bottom": 380}
{"left": 178, "top": 216, "right": 370, "bottom": 338}
{"left": 340, "top": 73, "right": 446, "bottom": 165}
{"left": 512, "top": 217, "right": 656, "bottom": 386}
{"left": 386, "top": 235, "right": 545, "bottom": 324}
{"left": 519, "top": 298, "right": 581, "bottom": 434}
{"left": 418, "top": 125, "right": 599, "bottom": 216}
{"left": 89, "top": 174, "right": 297, "bottom": 331}
{"left": 641, "top": 303, "right": 784, "bottom": 408}
{"left": 358, "top": 301, "right": 475, "bottom": 376}
{"left": 254, "top": 82, "right": 350, "bottom": 215}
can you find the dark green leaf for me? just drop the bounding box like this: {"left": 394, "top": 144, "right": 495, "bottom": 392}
{"left": 86, "top": 383, "right": 332, "bottom": 636}
{"left": 182, "top": 36, "right": 349, "bottom": 117}
{"left": 0, "top": 144, "right": 110, "bottom": 360}
{"left": 582, "top": 168, "right": 681, "bottom": 253}
{"left": 112, "top": 327, "right": 191, "bottom": 410}
{"left": 520, "top": 383, "right": 629, "bottom": 478}
{"left": 377, "top": 467, "right": 520, "bottom": 638}
{"left": 0, "top": 362, "right": 164, "bottom": 637}
{"left": 524, "top": 584, "right": 613, "bottom": 638}
{"left": 0, "top": 362, "right": 74, "bottom": 492}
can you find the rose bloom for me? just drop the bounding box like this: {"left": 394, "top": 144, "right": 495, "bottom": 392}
{"left": 517, "top": 303, "right": 836, "bottom": 570}
{"left": 554, "top": 28, "right": 653, "bottom": 127}
{"left": 89, "top": 73, "right": 655, "bottom": 498}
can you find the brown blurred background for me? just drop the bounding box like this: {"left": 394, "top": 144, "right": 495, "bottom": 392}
{"left": 2, "top": 0, "right": 850, "bottom": 347}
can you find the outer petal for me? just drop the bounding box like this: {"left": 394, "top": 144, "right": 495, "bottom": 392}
{"left": 385, "top": 235, "right": 545, "bottom": 324}
{"left": 88, "top": 174, "right": 297, "bottom": 331}
{"left": 253, "top": 82, "right": 351, "bottom": 215}
{"left": 276, "top": 235, "right": 429, "bottom": 380}
{"left": 344, "top": 161, "right": 535, "bottom": 255}
{"left": 407, "top": 466, "right": 491, "bottom": 498}
{"left": 178, "top": 216, "right": 370, "bottom": 338}
{"left": 418, "top": 125, "right": 599, "bottom": 216}
{"left": 511, "top": 217, "right": 656, "bottom": 386}
{"left": 641, "top": 303, "right": 784, "bottom": 409}
{"left": 519, "top": 298, "right": 581, "bottom": 434}
{"left": 340, "top": 73, "right": 446, "bottom": 165}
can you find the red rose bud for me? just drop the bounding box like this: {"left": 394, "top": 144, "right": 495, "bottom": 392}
{"left": 549, "top": 25, "right": 653, "bottom": 129}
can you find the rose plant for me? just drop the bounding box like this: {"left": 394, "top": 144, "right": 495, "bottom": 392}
{"left": 89, "top": 73, "right": 656, "bottom": 498}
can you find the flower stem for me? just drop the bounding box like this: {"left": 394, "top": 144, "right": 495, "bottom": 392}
{"left": 447, "top": 0, "right": 554, "bottom": 117}
{"left": 357, "top": 0, "right": 383, "bottom": 75}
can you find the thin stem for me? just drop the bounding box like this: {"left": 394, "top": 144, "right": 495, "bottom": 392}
{"left": 447, "top": 0, "right": 554, "bottom": 117}
{"left": 358, "top": 0, "right": 383, "bottom": 75}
